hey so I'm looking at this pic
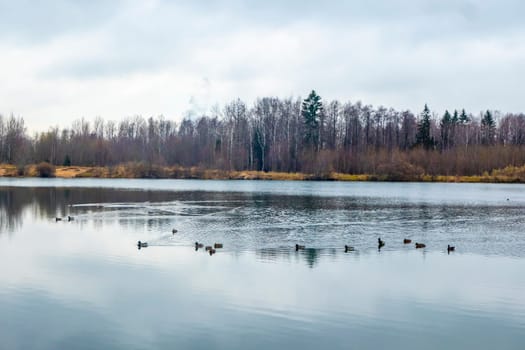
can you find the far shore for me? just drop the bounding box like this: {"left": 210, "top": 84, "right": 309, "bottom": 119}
{"left": 2, "top": 163, "right": 525, "bottom": 184}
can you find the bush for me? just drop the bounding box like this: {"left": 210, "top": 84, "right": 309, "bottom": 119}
{"left": 63, "top": 155, "right": 71, "bottom": 166}
{"left": 36, "top": 162, "right": 55, "bottom": 178}
{"left": 16, "top": 165, "right": 25, "bottom": 176}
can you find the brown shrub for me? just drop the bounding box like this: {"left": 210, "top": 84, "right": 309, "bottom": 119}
{"left": 36, "top": 162, "right": 56, "bottom": 178}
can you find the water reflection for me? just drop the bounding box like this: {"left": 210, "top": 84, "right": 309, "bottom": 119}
{"left": 2, "top": 184, "right": 525, "bottom": 259}
{"left": 1, "top": 181, "right": 525, "bottom": 349}
{"left": 255, "top": 247, "right": 343, "bottom": 268}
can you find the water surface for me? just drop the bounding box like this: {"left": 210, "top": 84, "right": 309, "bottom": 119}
{"left": 0, "top": 179, "right": 524, "bottom": 349}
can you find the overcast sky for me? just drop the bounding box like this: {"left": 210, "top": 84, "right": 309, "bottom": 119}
{"left": 1, "top": 0, "right": 524, "bottom": 130}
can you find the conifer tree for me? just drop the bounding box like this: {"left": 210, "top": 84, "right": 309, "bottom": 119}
{"left": 440, "top": 110, "right": 452, "bottom": 150}
{"left": 452, "top": 110, "right": 459, "bottom": 124}
{"left": 459, "top": 109, "right": 469, "bottom": 124}
{"left": 481, "top": 110, "right": 495, "bottom": 144}
{"left": 302, "top": 90, "right": 323, "bottom": 151}
{"left": 416, "top": 104, "right": 434, "bottom": 149}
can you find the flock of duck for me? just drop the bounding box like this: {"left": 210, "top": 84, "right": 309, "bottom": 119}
{"left": 55, "top": 219, "right": 456, "bottom": 255}
{"left": 136, "top": 228, "right": 225, "bottom": 255}
{"left": 298, "top": 238, "right": 455, "bottom": 254}
{"left": 55, "top": 218, "right": 456, "bottom": 255}
{"left": 135, "top": 227, "right": 457, "bottom": 255}
{"left": 138, "top": 239, "right": 224, "bottom": 255}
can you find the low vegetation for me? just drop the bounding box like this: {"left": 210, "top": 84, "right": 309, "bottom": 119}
{"left": 3, "top": 162, "right": 525, "bottom": 183}
{"left": 35, "top": 162, "right": 56, "bottom": 177}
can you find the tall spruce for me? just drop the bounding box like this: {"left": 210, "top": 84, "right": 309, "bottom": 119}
{"left": 459, "top": 109, "right": 469, "bottom": 124}
{"left": 416, "top": 104, "right": 434, "bottom": 149}
{"left": 481, "top": 110, "right": 495, "bottom": 145}
{"left": 302, "top": 90, "right": 323, "bottom": 151}
{"left": 452, "top": 110, "right": 459, "bottom": 124}
{"left": 440, "top": 110, "right": 452, "bottom": 150}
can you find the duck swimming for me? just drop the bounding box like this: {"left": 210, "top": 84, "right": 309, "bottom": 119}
{"left": 344, "top": 245, "right": 355, "bottom": 252}
{"left": 403, "top": 238, "right": 412, "bottom": 244}
{"left": 447, "top": 245, "right": 455, "bottom": 253}
{"left": 295, "top": 244, "right": 305, "bottom": 251}
{"left": 378, "top": 238, "right": 385, "bottom": 248}
{"left": 172, "top": 229, "right": 178, "bottom": 234}
{"left": 415, "top": 242, "right": 426, "bottom": 249}
{"left": 214, "top": 243, "right": 223, "bottom": 249}
{"left": 137, "top": 241, "right": 148, "bottom": 249}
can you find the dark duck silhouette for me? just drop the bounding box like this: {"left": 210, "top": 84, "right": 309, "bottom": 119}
{"left": 415, "top": 242, "right": 426, "bottom": 249}
{"left": 137, "top": 241, "right": 148, "bottom": 249}
{"left": 378, "top": 238, "right": 385, "bottom": 248}
{"left": 447, "top": 245, "right": 455, "bottom": 253}
{"left": 344, "top": 245, "right": 355, "bottom": 252}
{"left": 295, "top": 244, "right": 305, "bottom": 251}
{"left": 403, "top": 238, "right": 412, "bottom": 244}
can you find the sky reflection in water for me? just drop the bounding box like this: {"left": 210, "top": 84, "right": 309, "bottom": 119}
{"left": 0, "top": 180, "right": 524, "bottom": 349}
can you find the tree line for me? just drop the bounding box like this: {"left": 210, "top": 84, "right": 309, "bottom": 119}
{"left": 2, "top": 91, "right": 525, "bottom": 177}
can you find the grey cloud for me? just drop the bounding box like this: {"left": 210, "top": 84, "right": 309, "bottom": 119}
{"left": 22, "top": 0, "right": 525, "bottom": 79}
{"left": 2, "top": 0, "right": 525, "bottom": 122}
{"left": 0, "top": 0, "right": 123, "bottom": 43}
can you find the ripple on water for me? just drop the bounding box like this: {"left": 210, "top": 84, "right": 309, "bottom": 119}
{"left": 1, "top": 182, "right": 525, "bottom": 349}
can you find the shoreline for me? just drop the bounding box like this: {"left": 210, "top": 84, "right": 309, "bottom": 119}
{"left": 1, "top": 163, "right": 524, "bottom": 183}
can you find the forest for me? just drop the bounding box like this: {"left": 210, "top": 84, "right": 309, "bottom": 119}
{"left": 2, "top": 91, "right": 525, "bottom": 180}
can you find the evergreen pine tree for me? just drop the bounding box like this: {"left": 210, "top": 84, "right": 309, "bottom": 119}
{"left": 440, "top": 110, "right": 452, "bottom": 150}
{"left": 481, "top": 110, "right": 495, "bottom": 144}
{"left": 416, "top": 104, "right": 434, "bottom": 149}
{"left": 452, "top": 110, "right": 459, "bottom": 124}
{"left": 459, "top": 109, "right": 469, "bottom": 124}
{"left": 302, "top": 90, "right": 323, "bottom": 151}
{"left": 63, "top": 154, "right": 71, "bottom": 166}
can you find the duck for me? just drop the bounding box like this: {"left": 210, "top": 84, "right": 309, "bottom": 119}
{"left": 195, "top": 242, "right": 204, "bottom": 249}
{"left": 214, "top": 243, "right": 223, "bottom": 249}
{"left": 205, "top": 246, "right": 213, "bottom": 251}
{"left": 295, "top": 244, "right": 305, "bottom": 251}
{"left": 447, "top": 245, "right": 455, "bottom": 253}
{"left": 344, "top": 245, "right": 355, "bottom": 252}
{"left": 415, "top": 242, "right": 426, "bottom": 249}
{"left": 172, "top": 229, "right": 178, "bottom": 234}
{"left": 209, "top": 248, "right": 216, "bottom": 256}
{"left": 378, "top": 238, "right": 385, "bottom": 248}
{"left": 403, "top": 238, "right": 412, "bottom": 244}
{"left": 67, "top": 215, "right": 74, "bottom": 222}
{"left": 137, "top": 241, "right": 148, "bottom": 249}
{"left": 55, "top": 217, "right": 62, "bottom": 221}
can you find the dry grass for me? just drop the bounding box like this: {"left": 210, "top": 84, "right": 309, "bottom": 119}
{"left": 55, "top": 166, "right": 108, "bottom": 178}
{"left": 0, "top": 164, "right": 17, "bottom": 177}
{"left": 3, "top": 163, "right": 525, "bottom": 183}
{"left": 329, "top": 173, "right": 371, "bottom": 181}
{"left": 231, "top": 171, "right": 306, "bottom": 181}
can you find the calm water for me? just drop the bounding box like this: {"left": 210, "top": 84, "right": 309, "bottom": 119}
{"left": 0, "top": 179, "right": 524, "bottom": 349}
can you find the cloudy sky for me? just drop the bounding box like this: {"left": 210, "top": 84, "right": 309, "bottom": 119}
{"left": 1, "top": 0, "right": 524, "bottom": 130}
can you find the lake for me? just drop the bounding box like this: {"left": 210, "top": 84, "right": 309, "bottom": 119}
{"left": 0, "top": 179, "right": 524, "bottom": 349}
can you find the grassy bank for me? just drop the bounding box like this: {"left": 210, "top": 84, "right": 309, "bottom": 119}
{"left": 2, "top": 162, "right": 525, "bottom": 183}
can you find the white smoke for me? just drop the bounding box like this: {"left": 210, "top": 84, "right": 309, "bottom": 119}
{"left": 185, "top": 77, "right": 211, "bottom": 120}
